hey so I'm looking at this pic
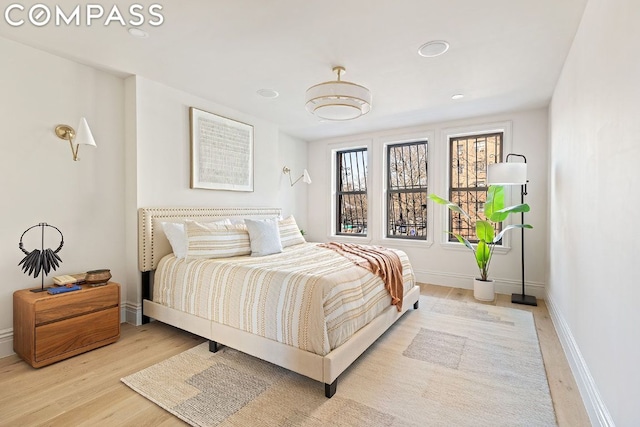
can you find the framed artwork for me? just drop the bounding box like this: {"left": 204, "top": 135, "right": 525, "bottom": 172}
{"left": 189, "top": 107, "right": 254, "bottom": 191}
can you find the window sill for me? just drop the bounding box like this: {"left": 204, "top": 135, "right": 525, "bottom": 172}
{"left": 327, "top": 234, "right": 373, "bottom": 244}
{"left": 378, "top": 237, "right": 433, "bottom": 249}
{"left": 326, "top": 235, "right": 433, "bottom": 250}
{"left": 440, "top": 241, "right": 511, "bottom": 254}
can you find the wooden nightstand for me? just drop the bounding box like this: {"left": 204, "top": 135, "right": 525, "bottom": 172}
{"left": 13, "top": 282, "right": 120, "bottom": 368}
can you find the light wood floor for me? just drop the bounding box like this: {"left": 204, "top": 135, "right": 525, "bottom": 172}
{"left": 0, "top": 284, "right": 590, "bottom": 426}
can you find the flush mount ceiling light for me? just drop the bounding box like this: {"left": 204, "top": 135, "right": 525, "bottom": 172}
{"left": 305, "top": 66, "right": 372, "bottom": 121}
{"left": 418, "top": 40, "right": 450, "bottom": 57}
{"left": 257, "top": 88, "right": 279, "bottom": 98}
{"left": 128, "top": 27, "right": 149, "bottom": 38}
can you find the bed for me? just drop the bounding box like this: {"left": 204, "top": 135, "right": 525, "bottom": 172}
{"left": 138, "top": 207, "right": 420, "bottom": 397}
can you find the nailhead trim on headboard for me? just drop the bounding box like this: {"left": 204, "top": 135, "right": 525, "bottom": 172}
{"left": 138, "top": 207, "right": 282, "bottom": 271}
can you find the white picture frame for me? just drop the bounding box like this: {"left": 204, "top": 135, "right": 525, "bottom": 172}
{"left": 189, "top": 107, "right": 254, "bottom": 191}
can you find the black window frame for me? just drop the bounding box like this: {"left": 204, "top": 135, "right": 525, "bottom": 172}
{"left": 448, "top": 132, "right": 503, "bottom": 243}
{"left": 336, "top": 148, "right": 368, "bottom": 236}
{"left": 386, "top": 140, "right": 429, "bottom": 240}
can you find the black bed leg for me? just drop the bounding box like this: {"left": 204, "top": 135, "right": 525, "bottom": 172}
{"left": 414, "top": 300, "right": 420, "bottom": 310}
{"left": 209, "top": 340, "right": 219, "bottom": 353}
{"left": 141, "top": 271, "right": 151, "bottom": 324}
{"left": 325, "top": 380, "right": 337, "bottom": 398}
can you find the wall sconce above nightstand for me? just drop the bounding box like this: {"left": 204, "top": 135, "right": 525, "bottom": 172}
{"left": 282, "top": 166, "right": 312, "bottom": 186}
{"left": 54, "top": 117, "right": 96, "bottom": 161}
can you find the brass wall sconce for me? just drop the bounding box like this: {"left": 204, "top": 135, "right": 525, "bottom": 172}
{"left": 54, "top": 117, "right": 96, "bottom": 161}
{"left": 282, "top": 166, "right": 312, "bottom": 186}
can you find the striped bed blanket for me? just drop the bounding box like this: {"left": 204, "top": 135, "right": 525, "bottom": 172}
{"left": 153, "top": 242, "right": 415, "bottom": 356}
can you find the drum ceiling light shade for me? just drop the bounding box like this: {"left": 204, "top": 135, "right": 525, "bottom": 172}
{"left": 305, "top": 66, "right": 372, "bottom": 121}
{"left": 487, "top": 162, "right": 527, "bottom": 185}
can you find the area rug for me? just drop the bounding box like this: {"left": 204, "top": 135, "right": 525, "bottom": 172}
{"left": 122, "top": 296, "right": 557, "bottom": 426}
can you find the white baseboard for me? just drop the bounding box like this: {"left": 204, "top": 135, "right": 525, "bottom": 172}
{"left": 0, "top": 328, "right": 14, "bottom": 359}
{"left": 545, "top": 292, "right": 614, "bottom": 427}
{"left": 414, "top": 269, "right": 547, "bottom": 298}
{"left": 123, "top": 301, "right": 142, "bottom": 326}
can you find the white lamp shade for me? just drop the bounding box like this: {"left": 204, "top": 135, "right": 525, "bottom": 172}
{"left": 75, "top": 117, "right": 96, "bottom": 147}
{"left": 305, "top": 81, "right": 372, "bottom": 121}
{"left": 487, "top": 162, "right": 527, "bottom": 185}
{"left": 302, "top": 169, "right": 312, "bottom": 184}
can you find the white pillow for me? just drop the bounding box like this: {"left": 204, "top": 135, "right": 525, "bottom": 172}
{"left": 244, "top": 218, "right": 283, "bottom": 257}
{"left": 278, "top": 215, "right": 306, "bottom": 248}
{"left": 161, "top": 222, "right": 188, "bottom": 259}
{"left": 162, "top": 219, "right": 231, "bottom": 259}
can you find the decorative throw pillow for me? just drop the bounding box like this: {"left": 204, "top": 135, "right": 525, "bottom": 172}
{"left": 244, "top": 218, "right": 283, "bottom": 257}
{"left": 184, "top": 220, "right": 250, "bottom": 261}
{"left": 278, "top": 215, "right": 306, "bottom": 248}
{"left": 162, "top": 219, "right": 231, "bottom": 259}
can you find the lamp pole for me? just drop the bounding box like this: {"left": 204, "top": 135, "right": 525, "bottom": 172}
{"left": 507, "top": 154, "right": 537, "bottom": 306}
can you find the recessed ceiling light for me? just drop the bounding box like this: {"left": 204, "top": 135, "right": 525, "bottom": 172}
{"left": 452, "top": 94, "right": 464, "bottom": 100}
{"left": 418, "top": 40, "right": 450, "bottom": 58}
{"left": 128, "top": 28, "right": 149, "bottom": 38}
{"left": 257, "top": 89, "right": 279, "bottom": 98}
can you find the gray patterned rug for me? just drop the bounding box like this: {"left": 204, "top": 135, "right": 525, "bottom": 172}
{"left": 122, "top": 296, "right": 557, "bottom": 426}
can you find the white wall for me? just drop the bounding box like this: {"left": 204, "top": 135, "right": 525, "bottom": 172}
{"left": 0, "top": 37, "right": 126, "bottom": 355}
{"left": 307, "top": 108, "right": 548, "bottom": 296}
{"left": 123, "top": 76, "right": 308, "bottom": 321}
{"left": 547, "top": 0, "right": 640, "bottom": 425}
{"left": 0, "top": 43, "right": 308, "bottom": 355}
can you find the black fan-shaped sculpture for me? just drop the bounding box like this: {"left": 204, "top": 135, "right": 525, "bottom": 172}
{"left": 18, "top": 223, "right": 64, "bottom": 293}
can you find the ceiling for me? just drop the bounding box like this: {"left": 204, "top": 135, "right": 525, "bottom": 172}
{"left": 0, "top": 0, "right": 588, "bottom": 141}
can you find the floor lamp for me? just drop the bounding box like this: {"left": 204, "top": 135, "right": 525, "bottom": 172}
{"left": 487, "top": 154, "right": 537, "bottom": 306}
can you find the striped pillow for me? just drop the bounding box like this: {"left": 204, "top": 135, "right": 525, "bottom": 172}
{"left": 185, "top": 220, "right": 251, "bottom": 261}
{"left": 278, "top": 215, "right": 306, "bottom": 248}
{"left": 162, "top": 219, "right": 231, "bottom": 259}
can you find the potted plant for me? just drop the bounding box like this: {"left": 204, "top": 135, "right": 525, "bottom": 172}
{"left": 428, "top": 186, "right": 532, "bottom": 301}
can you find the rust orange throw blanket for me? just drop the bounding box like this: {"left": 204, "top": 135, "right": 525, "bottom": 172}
{"left": 319, "top": 242, "right": 404, "bottom": 311}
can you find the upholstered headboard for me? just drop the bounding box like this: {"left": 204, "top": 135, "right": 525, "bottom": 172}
{"left": 138, "top": 207, "right": 282, "bottom": 272}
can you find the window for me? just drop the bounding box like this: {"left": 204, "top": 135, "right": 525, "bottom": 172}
{"left": 386, "top": 141, "right": 428, "bottom": 239}
{"left": 449, "top": 132, "right": 502, "bottom": 242}
{"left": 336, "top": 148, "right": 368, "bottom": 235}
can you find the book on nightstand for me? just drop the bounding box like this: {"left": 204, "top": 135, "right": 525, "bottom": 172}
{"left": 52, "top": 273, "right": 86, "bottom": 286}
{"left": 48, "top": 285, "right": 82, "bottom": 295}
